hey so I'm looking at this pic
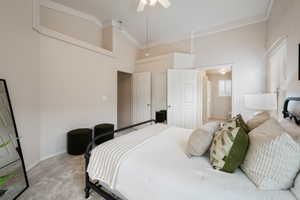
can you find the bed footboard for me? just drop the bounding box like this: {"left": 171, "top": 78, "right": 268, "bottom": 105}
{"left": 84, "top": 120, "right": 155, "bottom": 199}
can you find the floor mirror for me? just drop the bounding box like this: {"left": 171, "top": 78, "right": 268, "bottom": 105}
{"left": 0, "top": 79, "right": 29, "bottom": 199}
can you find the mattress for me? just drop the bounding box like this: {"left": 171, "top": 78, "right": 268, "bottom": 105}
{"left": 95, "top": 125, "right": 296, "bottom": 200}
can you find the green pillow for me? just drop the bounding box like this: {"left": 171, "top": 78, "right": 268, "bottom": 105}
{"left": 210, "top": 127, "right": 249, "bottom": 173}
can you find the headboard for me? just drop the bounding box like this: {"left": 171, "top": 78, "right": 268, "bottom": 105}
{"left": 283, "top": 97, "right": 300, "bottom": 126}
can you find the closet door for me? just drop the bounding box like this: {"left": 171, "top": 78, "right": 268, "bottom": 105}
{"left": 132, "top": 72, "right": 152, "bottom": 124}
{"left": 168, "top": 69, "right": 198, "bottom": 129}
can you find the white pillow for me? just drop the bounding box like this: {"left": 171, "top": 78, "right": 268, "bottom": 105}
{"left": 241, "top": 119, "right": 300, "bottom": 190}
{"left": 201, "top": 122, "right": 220, "bottom": 134}
{"left": 186, "top": 128, "right": 213, "bottom": 157}
{"left": 247, "top": 112, "right": 270, "bottom": 131}
{"left": 280, "top": 119, "right": 300, "bottom": 141}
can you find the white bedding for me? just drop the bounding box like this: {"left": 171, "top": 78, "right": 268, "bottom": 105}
{"left": 92, "top": 125, "right": 296, "bottom": 200}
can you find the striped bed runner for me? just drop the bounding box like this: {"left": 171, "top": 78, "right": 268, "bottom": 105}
{"left": 87, "top": 124, "right": 168, "bottom": 189}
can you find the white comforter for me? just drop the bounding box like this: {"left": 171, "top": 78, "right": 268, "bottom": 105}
{"left": 93, "top": 125, "right": 296, "bottom": 200}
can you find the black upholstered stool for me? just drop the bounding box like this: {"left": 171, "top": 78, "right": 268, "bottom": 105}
{"left": 67, "top": 128, "right": 92, "bottom": 155}
{"left": 94, "top": 123, "right": 114, "bottom": 145}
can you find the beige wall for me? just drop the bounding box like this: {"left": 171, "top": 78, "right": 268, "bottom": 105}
{"left": 39, "top": 26, "right": 138, "bottom": 159}
{"left": 113, "top": 28, "right": 138, "bottom": 73}
{"left": 138, "top": 22, "right": 267, "bottom": 119}
{"left": 0, "top": 0, "right": 40, "bottom": 169}
{"left": 0, "top": 0, "right": 138, "bottom": 169}
{"left": 195, "top": 23, "right": 267, "bottom": 119}
{"left": 39, "top": 35, "right": 118, "bottom": 158}
{"left": 267, "top": 0, "right": 300, "bottom": 114}
{"left": 138, "top": 39, "right": 191, "bottom": 60}
{"left": 207, "top": 73, "right": 232, "bottom": 120}
{"left": 40, "top": 6, "right": 103, "bottom": 47}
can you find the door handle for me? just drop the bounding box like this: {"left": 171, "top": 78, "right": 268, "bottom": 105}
{"left": 167, "top": 105, "right": 171, "bottom": 108}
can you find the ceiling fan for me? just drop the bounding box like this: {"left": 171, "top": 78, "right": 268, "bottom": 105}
{"left": 137, "top": 0, "right": 171, "bottom": 12}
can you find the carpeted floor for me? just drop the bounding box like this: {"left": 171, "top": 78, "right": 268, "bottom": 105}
{"left": 18, "top": 129, "right": 140, "bottom": 200}
{"left": 19, "top": 154, "right": 104, "bottom": 200}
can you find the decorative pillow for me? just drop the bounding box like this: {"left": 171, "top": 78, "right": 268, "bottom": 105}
{"left": 241, "top": 119, "right": 300, "bottom": 190}
{"left": 186, "top": 128, "right": 214, "bottom": 157}
{"left": 221, "top": 114, "right": 250, "bottom": 134}
{"left": 247, "top": 112, "right": 270, "bottom": 131}
{"left": 280, "top": 119, "right": 300, "bottom": 141}
{"left": 201, "top": 122, "right": 220, "bottom": 135}
{"left": 210, "top": 127, "right": 249, "bottom": 173}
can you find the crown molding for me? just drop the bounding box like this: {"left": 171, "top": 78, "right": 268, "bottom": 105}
{"left": 32, "top": 0, "right": 114, "bottom": 57}
{"left": 39, "top": 0, "right": 142, "bottom": 48}
{"left": 39, "top": 0, "right": 103, "bottom": 27}
{"left": 102, "top": 20, "right": 142, "bottom": 48}
{"left": 142, "top": 0, "right": 274, "bottom": 49}
{"left": 136, "top": 53, "right": 174, "bottom": 64}
{"left": 142, "top": 15, "right": 268, "bottom": 49}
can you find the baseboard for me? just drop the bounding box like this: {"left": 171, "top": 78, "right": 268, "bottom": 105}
{"left": 26, "top": 151, "right": 66, "bottom": 172}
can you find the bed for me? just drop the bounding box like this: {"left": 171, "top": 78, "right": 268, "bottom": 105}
{"left": 85, "top": 98, "right": 300, "bottom": 200}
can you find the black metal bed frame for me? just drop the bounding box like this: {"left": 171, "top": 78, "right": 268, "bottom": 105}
{"left": 84, "top": 120, "right": 155, "bottom": 200}
{"left": 283, "top": 97, "right": 300, "bottom": 126}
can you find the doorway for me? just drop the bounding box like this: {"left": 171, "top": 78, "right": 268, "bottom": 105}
{"left": 201, "top": 65, "right": 232, "bottom": 124}
{"left": 117, "top": 71, "right": 133, "bottom": 129}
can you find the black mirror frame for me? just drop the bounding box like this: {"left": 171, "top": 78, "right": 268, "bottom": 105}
{"left": 0, "top": 79, "right": 29, "bottom": 199}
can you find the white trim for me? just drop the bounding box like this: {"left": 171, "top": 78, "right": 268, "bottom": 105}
{"left": 26, "top": 151, "right": 66, "bottom": 172}
{"left": 142, "top": 16, "right": 266, "bottom": 48}
{"left": 195, "top": 63, "right": 234, "bottom": 71}
{"left": 35, "top": 25, "right": 115, "bottom": 57}
{"left": 265, "top": 35, "right": 288, "bottom": 57}
{"left": 34, "top": 0, "right": 142, "bottom": 49}
{"left": 136, "top": 53, "right": 174, "bottom": 64}
{"left": 266, "top": 0, "right": 274, "bottom": 20}
{"left": 142, "top": 5, "right": 273, "bottom": 49}
{"left": 32, "top": 0, "right": 114, "bottom": 57}
{"left": 40, "top": 0, "right": 103, "bottom": 27}
{"left": 193, "top": 15, "right": 267, "bottom": 39}
{"left": 103, "top": 20, "right": 142, "bottom": 48}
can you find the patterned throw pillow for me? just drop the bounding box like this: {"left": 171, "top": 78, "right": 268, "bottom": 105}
{"left": 241, "top": 119, "right": 300, "bottom": 190}
{"left": 220, "top": 114, "right": 250, "bottom": 134}
{"left": 210, "top": 114, "right": 250, "bottom": 173}
{"left": 210, "top": 127, "right": 249, "bottom": 173}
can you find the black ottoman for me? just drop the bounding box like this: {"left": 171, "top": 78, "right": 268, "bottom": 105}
{"left": 94, "top": 124, "right": 114, "bottom": 145}
{"left": 67, "top": 128, "right": 92, "bottom": 155}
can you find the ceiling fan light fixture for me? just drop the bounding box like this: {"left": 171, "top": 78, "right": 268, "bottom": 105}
{"left": 158, "top": 0, "right": 171, "bottom": 8}
{"left": 137, "top": 0, "right": 147, "bottom": 12}
{"left": 149, "top": 0, "right": 158, "bottom": 6}
{"left": 137, "top": 0, "right": 171, "bottom": 12}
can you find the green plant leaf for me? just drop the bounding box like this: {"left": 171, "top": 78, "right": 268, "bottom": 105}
{"left": 0, "top": 141, "right": 11, "bottom": 148}
{"left": 0, "top": 173, "right": 15, "bottom": 185}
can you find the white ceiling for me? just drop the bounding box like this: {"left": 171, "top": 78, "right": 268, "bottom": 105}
{"left": 51, "top": 0, "right": 272, "bottom": 46}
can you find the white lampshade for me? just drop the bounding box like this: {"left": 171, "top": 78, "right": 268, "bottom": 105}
{"left": 244, "top": 93, "right": 277, "bottom": 111}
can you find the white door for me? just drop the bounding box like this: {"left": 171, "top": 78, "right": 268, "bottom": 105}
{"left": 132, "top": 72, "right": 152, "bottom": 124}
{"left": 168, "top": 70, "right": 198, "bottom": 129}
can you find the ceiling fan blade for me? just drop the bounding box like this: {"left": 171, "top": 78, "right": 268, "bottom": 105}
{"left": 149, "top": 0, "right": 158, "bottom": 6}
{"left": 137, "top": 0, "right": 147, "bottom": 12}
{"left": 158, "top": 0, "right": 171, "bottom": 8}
